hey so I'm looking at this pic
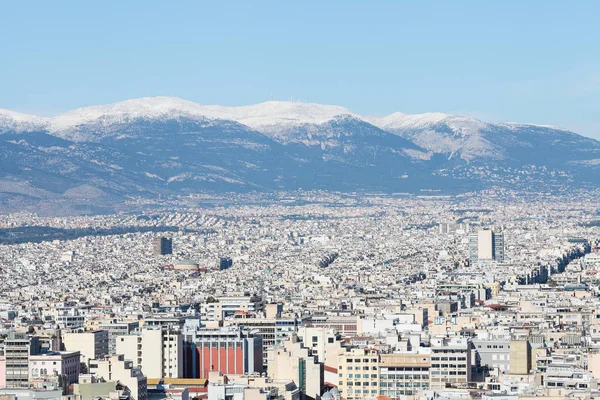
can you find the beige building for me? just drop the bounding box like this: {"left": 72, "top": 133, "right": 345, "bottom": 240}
{"left": 73, "top": 375, "right": 119, "bottom": 400}
{"left": 429, "top": 337, "right": 472, "bottom": 389}
{"left": 379, "top": 352, "right": 432, "bottom": 399}
{"left": 202, "top": 295, "right": 265, "bottom": 322}
{"left": 478, "top": 229, "right": 494, "bottom": 260}
{"left": 116, "top": 328, "right": 183, "bottom": 379}
{"left": 268, "top": 335, "right": 323, "bottom": 400}
{"left": 509, "top": 340, "right": 532, "bottom": 375}
{"left": 89, "top": 355, "right": 147, "bottom": 400}
{"left": 337, "top": 348, "right": 379, "bottom": 400}
{"left": 62, "top": 330, "right": 109, "bottom": 363}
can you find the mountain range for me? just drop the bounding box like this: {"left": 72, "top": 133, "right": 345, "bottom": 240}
{"left": 1, "top": 96, "right": 599, "bottom": 214}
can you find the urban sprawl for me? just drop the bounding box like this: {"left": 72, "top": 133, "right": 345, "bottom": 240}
{"left": 1, "top": 190, "right": 600, "bottom": 400}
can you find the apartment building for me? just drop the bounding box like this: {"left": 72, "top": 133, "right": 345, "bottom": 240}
{"left": 429, "top": 337, "right": 472, "bottom": 388}
{"left": 89, "top": 355, "right": 147, "bottom": 400}
{"left": 98, "top": 320, "right": 140, "bottom": 355}
{"left": 29, "top": 351, "right": 81, "bottom": 384}
{"left": 4, "top": 333, "right": 41, "bottom": 388}
{"left": 379, "top": 352, "right": 432, "bottom": 398}
{"left": 62, "top": 330, "right": 109, "bottom": 363}
{"left": 116, "top": 328, "right": 183, "bottom": 379}
{"left": 337, "top": 348, "right": 380, "bottom": 400}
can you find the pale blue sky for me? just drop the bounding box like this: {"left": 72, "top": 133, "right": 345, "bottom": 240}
{"left": 1, "top": 1, "right": 599, "bottom": 138}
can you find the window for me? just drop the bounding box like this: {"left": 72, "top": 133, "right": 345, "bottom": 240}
{"left": 312, "top": 336, "right": 318, "bottom": 343}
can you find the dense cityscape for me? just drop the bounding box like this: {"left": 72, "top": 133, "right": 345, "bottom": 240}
{"left": 3, "top": 2, "right": 600, "bottom": 400}
{"left": 0, "top": 189, "right": 599, "bottom": 399}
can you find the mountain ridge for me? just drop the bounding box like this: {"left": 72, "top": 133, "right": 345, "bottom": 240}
{"left": 0, "top": 96, "right": 598, "bottom": 214}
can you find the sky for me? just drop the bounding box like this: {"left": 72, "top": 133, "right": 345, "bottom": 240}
{"left": 1, "top": 1, "right": 600, "bottom": 138}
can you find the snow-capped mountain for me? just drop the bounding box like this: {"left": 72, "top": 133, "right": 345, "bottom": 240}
{"left": 0, "top": 109, "right": 47, "bottom": 134}
{"left": 195, "top": 100, "right": 358, "bottom": 134}
{"left": 0, "top": 96, "right": 599, "bottom": 213}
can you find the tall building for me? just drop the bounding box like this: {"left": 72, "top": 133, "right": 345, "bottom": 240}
{"left": 98, "top": 320, "right": 140, "bottom": 355}
{"left": 469, "top": 228, "right": 505, "bottom": 263}
{"left": 62, "top": 330, "right": 109, "bottom": 363}
{"left": 4, "top": 333, "right": 41, "bottom": 388}
{"left": 379, "top": 352, "right": 432, "bottom": 398}
{"left": 268, "top": 335, "right": 324, "bottom": 400}
{"left": 337, "top": 348, "right": 380, "bottom": 400}
{"left": 183, "top": 326, "right": 263, "bottom": 379}
{"left": 116, "top": 328, "right": 183, "bottom": 379}
{"left": 154, "top": 237, "right": 173, "bottom": 256}
{"left": 429, "top": 337, "right": 472, "bottom": 389}
{"left": 509, "top": 340, "right": 532, "bottom": 375}
{"left": 89, "top": 355, "right": 147, "bottom": 400}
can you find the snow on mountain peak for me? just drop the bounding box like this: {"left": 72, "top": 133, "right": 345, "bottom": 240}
{"left": 195, "top": 100, "right": 357, "bottom": 132}
{"left": 50, "top": 96, "right": 210, "bottom": 132}
{"left": 0, "top": 109, "right": 47, "bottom": 133}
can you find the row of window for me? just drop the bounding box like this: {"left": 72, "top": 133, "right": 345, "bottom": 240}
{"left": 432, "top": 349, "right": 466, "bottom": 354}
{"left": 431, "top": 370, "right": 467, "bottom": 375}
{"left": 381, "top": 382, "right": 429, "bottom": 388}
{"left": 344, "top": 381, "right": 376, "bottom": 386}
{"left": 342, "top": 374, "right": 378, "bottom": 379}
{"left": 345, "top": 389, "right": 379, "bottom": 395}
{"left": 431, "top": 356, "right": 466, "bottom": 361}
{"left": 382, "top": 367, "right": 429, "bottom": 371}
{"left": 345, "top": 358, "right": 378, "bottom": 363}
{"left": 340, "top": 366, "right": 377, "bottom": 371}
{"left": 431, "top": 364, "right": 467, "bottom": 369}
{"left": 380, "top": 374, "right": 429, "bottom": 380}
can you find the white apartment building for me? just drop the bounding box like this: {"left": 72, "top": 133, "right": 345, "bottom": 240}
{"left": 29, "top": 351, "right": 81, "bottom": 385}
{"left": 116, "top": 328, "right": 183, "bottom": 379}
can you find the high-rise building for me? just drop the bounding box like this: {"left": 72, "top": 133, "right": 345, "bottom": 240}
{"left": 337, "top": 348, "right": 380, "bottom": 400}
{"left": 153, "top": 237, "right": 173, "bottom": 256}
{"left": 4, "top": 333, "right": 41, "bottom": 388}
{"left": 116, "top": 328, "right": 183, "bottom": 379}
{"left": 429, "top": 337, "right": 472, "bottom": 389}
{"left": 469, "top": 228, "right": 505, "bottom": 263}
{"left": 268, "top": 335, "right": 324, "bottom": 400}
